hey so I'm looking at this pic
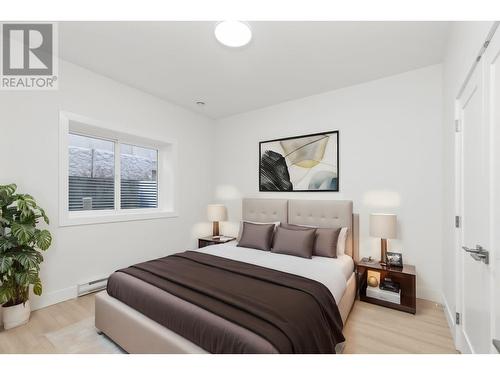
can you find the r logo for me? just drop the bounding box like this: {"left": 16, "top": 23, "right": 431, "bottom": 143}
{"left": 2, "top": 23, "right": 53, "bottom": 76}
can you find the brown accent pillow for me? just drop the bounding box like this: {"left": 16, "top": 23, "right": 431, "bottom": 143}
{"left": 237, "top": 222, "right": 275, "bottom": 251}
{"left": 280, "top": 223, "right": 340, "bottom": 258}
{"left": 237, "top": 220, "right": 280, "bottom": 242}
{"left": 271, "top": 226, "right": 316, "bottom": 259}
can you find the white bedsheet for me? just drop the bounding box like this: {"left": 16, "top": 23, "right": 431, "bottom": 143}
{"left": 194, "top": 242, "right": 354, "bottom": 303}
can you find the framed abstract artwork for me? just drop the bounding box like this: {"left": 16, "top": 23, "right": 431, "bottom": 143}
{"left": 259, "top": 130, "right": 339, "bottom": 192}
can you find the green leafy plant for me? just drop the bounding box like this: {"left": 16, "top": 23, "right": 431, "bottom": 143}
{"left": 0, "top": 184, "right": 51, "bottom": 307}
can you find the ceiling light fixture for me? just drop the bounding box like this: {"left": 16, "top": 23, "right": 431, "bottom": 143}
{"left": 196, "top": 101, "right": 205, "bottom": 106}
{"left": 214, "top": 21, "right": 252, "bottom": 48}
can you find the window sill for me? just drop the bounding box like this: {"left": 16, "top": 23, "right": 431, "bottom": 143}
{"left": 59, "top": 209, "right": 178, "bottom": 227}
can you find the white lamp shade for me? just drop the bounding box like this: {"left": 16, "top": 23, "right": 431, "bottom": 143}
{"left": 207, "top": 204, "right": 227, "bottom": 222}
{"left": 369, "top": 214, "right": 397, "bottom": 239}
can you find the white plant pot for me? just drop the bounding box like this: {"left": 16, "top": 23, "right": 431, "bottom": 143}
{"left": 2, "top": 300, "right": 31, "bottom": 330}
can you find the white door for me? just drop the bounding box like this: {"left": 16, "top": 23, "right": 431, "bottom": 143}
{"left": 484, "top": 29, "right": 500, "bottom": 354}
{"left": 456, "top": 57, "right": 492, "bottom": 354}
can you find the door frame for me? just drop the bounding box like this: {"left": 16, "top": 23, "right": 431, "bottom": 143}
{"left": 453, "top": 23, "right": 499, "bottom": 354}
{"left": 484, "top": 27, "right": 500, "bottom": 354}
{"left": 454, "top": 75, "right": 479, "bottom": 354}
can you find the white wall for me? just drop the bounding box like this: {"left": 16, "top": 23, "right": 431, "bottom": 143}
{"left": 213, "top": 65, "right": 444, "bottom": 302}
{"left": 2, "top": 29, "right": 486, "bottom": 311}
{"left": 0, "top": 60, "right": 215, "bottom": 309}
{"left": 441, "top": 21, "right": 495, "bottom": 333}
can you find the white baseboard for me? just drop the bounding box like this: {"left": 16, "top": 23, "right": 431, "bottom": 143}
{"left": 417, "top": 287, "right": 443, "bottom": 304}
{"left": 441, "top": 292, "right": 474, "bottom": 353}
{"left": 442, "top": 293, "right": 456, "bottom": 341}
{"left": 30, "top": 286, "right": 78, "bottom": 311}
{"left": 0, "top": 286, "right": 76, "bottom": 320}
{"left": 460, "top": 330, "right": 474, "bottom": 354}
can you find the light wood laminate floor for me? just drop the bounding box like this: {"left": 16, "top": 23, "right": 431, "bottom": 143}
{"left": 0, "top": 295, "right": 457, "bottom": 354}
{"left": 343, "top": 299, "right": 457, "bottom": 353}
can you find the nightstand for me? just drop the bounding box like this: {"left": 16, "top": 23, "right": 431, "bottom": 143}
{"left": 357, "top": 259, "right": 416, "bottom": 314}
{"left": 198, "top": 236, "right": 236, "bottom": 248}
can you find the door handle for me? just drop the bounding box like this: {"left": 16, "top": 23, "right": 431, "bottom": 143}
{"left": 462, "top": 245, "right": 489, "bottom": 264}
{"left": 493, "top": 339, "right": 500, "bottom": 353}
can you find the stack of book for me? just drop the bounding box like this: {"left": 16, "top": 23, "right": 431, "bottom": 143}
{"left": 366, "top": 279, "right": 401, "bottom": 304}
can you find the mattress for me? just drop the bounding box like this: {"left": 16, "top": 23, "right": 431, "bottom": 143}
{"left": 195, "top": 242, "right": 353, "bottom": 302}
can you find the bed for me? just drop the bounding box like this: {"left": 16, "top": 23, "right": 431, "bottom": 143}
{"left": 95, "top": 198, "right": 359, "bottom": 353}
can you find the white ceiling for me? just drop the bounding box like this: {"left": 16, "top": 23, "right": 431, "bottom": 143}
{"left": 60, "top": 22, "right": 450, "bottom": 119}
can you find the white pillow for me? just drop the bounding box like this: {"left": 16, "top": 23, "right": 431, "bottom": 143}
{"left": 337, "top": 227, "right": 349, "bottom": 256}
{"left": 237, "top": 220, "right": 280, "bottom": 242}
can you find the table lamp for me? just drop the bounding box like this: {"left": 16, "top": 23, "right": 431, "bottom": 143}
{"left": 370, "top": 213, "right": 397, "bottom": 265}
{"left": 207, "top": 204, "right": 227, "bottom": 238}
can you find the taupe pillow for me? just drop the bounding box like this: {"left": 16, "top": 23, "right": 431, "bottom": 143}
{"left": 313, "top": 228, "right": 341, "bottom": 258}
{"left": 271, "top": 226, "right": 316, "bottom": 259}
{"left": 237, "top": 222, "right": 275, "bottom": 251}
{"left": 237, "top": 220, "right": 280, "bottom": 242}
{"left": 281, "top": 223, "right": 340, "bottom": 258}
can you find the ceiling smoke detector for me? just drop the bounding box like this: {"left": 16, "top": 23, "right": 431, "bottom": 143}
{"left": 214, "top": 21, "right": 252, "bottom": 48}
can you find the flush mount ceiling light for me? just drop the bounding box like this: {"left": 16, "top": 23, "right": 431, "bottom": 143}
{"left": 214, "top": 21, "right": 252, "bottom": 48}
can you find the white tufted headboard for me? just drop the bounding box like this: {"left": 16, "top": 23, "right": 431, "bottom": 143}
{"left": 242, "top": 198, "right": 288, "bottom": 223}
{"left": 241, "top": 198, "right": 359, "bottom": 262}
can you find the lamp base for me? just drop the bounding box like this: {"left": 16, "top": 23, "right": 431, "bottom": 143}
{"left": 380, "top": 238, "right": 388, "bottom": 266}
{"left": 212, "top": 221, "right": 220, "bottom": 237}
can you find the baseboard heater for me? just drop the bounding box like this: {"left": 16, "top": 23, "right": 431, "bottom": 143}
{"left": 77, "top": 277, "right": 108, "bottom": 297}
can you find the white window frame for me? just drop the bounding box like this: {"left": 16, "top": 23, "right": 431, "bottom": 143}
{"left": 59, "top": 111, "right": 178, "bottom": 226}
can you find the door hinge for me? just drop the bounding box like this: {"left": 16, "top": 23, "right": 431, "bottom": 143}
{"left": 455, "top": 119, "right": 461, "bottom": 132}
{"left": 455, "top": 216, "right": 460, "bottom": 228}
{"left": 456, "top": 312, "right": 460, "bottom": 325}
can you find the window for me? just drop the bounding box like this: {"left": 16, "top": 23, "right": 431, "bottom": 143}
{"left": 60, "top": 112, "right": 177, "bottom": 226}
{"left": 68, "top": 133, "right": 115, "bottom": 211}
{"left": 120, "top": 144, "right": 158, "bottom": 209}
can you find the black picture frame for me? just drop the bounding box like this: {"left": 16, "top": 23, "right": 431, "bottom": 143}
{"left": 259, "top": 130, "right": 339, "bottom": 192}
{"left": 386, "top": 252, "right": 404, "bottom": 268}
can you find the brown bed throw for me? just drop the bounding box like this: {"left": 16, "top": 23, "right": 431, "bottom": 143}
{"left": 107, "top": 251, "right": 345, "bottom": 354}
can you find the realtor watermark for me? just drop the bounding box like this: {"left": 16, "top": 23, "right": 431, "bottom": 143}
{"left": 0, "top": 22, "right": 58, "bottom": 90}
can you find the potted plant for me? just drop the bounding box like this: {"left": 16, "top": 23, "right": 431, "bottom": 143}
{"left": 0, "top": 184, "right": 52, "bottom": 329}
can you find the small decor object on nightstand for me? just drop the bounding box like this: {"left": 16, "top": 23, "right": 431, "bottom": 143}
{"left": 367, "top": 275, "right": 379, "bottom": 288}
{"left": 207, "top": 204, "right": 227, "bottom": 237}
{"left": 369, "top": 213, "right": 397, "bottom": 265}
{"left": 360, "top": 256, "right": 376, "bottom": 264}
{"left": 386, "top": 251, "right": 403, "bottom": 267}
